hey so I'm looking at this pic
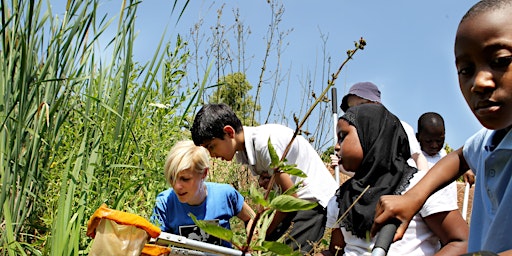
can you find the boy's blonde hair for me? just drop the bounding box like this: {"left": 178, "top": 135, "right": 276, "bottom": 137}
{"left": 164, "top": 140, "right": 209, "bottom": 186}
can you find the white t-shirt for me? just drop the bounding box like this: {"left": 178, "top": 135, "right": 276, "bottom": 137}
{"left": 401, "top": 121, "right": 422, "bottom": 168}
{"left": 423, "top": 149, "right": 458, "bottom": 203}
{"left": 325, "top": 171, "right": 458, "bottom": 255}
{"left": 236, "top": 124, "right": 338, "bottom": 207}
{"left": 423, "top": 148, "right": 447, "bottom": 167}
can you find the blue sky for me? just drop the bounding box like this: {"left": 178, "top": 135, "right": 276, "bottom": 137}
{"left": 83, "top": 0, "right": 481, "bottom": 150}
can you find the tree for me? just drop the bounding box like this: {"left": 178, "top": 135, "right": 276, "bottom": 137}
{"left": 210, "top": 72, "right": 261, "bottom": 125}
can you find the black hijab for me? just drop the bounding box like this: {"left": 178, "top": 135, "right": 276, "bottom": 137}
{"left": 337, "top": 104, "right": 418, "bottom": 238}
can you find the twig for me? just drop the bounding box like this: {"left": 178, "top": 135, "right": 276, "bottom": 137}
{"left": 264, "top": 37, "right": 366, "bottom": 199}
{"left": 242, "top": 37, "right": 366, "bottom": 254}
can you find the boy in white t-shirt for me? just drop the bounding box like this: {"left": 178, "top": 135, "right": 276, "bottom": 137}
{"left": 191, "top": 103, "right": 338, "bottom": 253}
{"left": 416, "top": 112, "right": 475, "bottom": 197}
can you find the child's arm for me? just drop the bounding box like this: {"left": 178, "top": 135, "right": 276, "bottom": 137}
{"left": 237, "top": 202, "right": 256, "bottom": 234}
{"left": 424, "top": 210, "right": 468, "bottom": 255}
{"left": 371, "top": 147, "right": 469, "bottom": 241}
{"left": 498, "top": 250, "right": 512, "bottom": 255}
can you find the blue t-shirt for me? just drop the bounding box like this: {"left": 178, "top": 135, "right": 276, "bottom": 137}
{"left": 151, "top": 182, "right": 244, "bottom": 247}
{"left": 463, "top": 128, "right": 512, "bottom": 253}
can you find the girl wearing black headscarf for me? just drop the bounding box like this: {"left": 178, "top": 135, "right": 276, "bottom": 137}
{"left": 316, "top": 104, "right": 468, "bottom": 256}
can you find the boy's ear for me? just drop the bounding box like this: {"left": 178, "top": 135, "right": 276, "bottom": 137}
{"left": 223, "top": 125, "right": 236, "bottom": 138}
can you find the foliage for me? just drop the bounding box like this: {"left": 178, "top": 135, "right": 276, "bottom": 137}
{"left": 191, "top": 40, "right": 366, "bottom": 254}
{"left": 210, "top": 72, "right": 261, "bottom": 126}
{"left": 321, "top": 145, "right": 335, "bottom": 163}
{"left": 0, "top": 0, "right": 363, "bottom": 255}
{"left": 444, "top": 143, "right": 454, "bottom": 153}
{"left": 1, "top": 0, "right": 193, "bottom": 255}
{"left": 191, "top": 139, "right": 318, "bottom": 255}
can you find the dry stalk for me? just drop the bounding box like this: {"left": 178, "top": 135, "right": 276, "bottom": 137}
{"left": 243, "top": 37, "right": 366, "bottom": 253}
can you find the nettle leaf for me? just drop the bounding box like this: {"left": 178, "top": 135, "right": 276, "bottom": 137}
{"left": 282, "top": 182, "right": 302, "bottom": 196}
{"left": 267, "top": 137, "right": 280, "bottom": 167}
{"left": 279, "top": 164, "right": 306, "bottom": 178}
{"left": 262, "top": 241, "right": 293, "bottom": 255}
{"left": 253, "top": 209, "right": 276, "bottom": 242}
{"left": 270, "top": 195, "right": 318, "bottom": 212}
{"left": 189, "top": 213, "right": 233, "bottom": 243}
{"left": 251, "top": 245, "right": 268, "bottom": 252}
{"left": 249, "top": 184, "right": 269, "bottom": 207}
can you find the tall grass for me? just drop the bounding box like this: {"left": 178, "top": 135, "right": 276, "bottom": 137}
{"left": 0, "top": 0, "right": 194, "bottom": 254}
{"left": 1, "top": 0, "right": 356, "bottom": 254}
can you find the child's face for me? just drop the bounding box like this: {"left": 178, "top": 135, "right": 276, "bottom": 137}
{"left": 172, "top": 168, "right": 206, "bottom": 205}
{"left": 336, "top": 119, "right": 363, "bottom": 172}
{"left": 201, "top": 134, "right": 237, "bottom": 161}
{"left": 455, "top": 6, "right": 512, "bottom": 130}
{"left": 417, "top": 125, "right": 445, "bottom": 157}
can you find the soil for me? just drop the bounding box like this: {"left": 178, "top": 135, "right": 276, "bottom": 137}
{"left": 456, "top": 182, "right": 474, "bottom": 224}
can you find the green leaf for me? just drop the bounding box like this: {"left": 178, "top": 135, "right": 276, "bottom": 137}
{"left": 270, "top": 195, "right": 318, "bottom": 212}
{"left": 189, "top": 213, "right": 234, "bottom": 243}
{"left": 251, "top": 245, "right": 268, "bottom": 252}
{"left": 257, "top": 208, "right": 276, "bottom": 235}
{"left": 282, "top": 182, "right": 302, "bottom": 196}
{"left": 262, "top": 241, "right": 293, "bottom": 255}
{"left": 279, "top": 165, "right": 307, "bottom": 178}
{"left": 267, "top": 137, "right": 280, "bottom": 167}
{"left": 249, "top": 184, "right": 269, "bottom": 207}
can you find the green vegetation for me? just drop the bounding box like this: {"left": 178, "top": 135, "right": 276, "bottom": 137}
{"left": 210, "top": 72, "right": 261, "bottom": 126}
{"left": 0, "top": 0, "right": 362, "bottom": 255}
{"left": 1, "top": 0, "right": 194, "bottom": 254}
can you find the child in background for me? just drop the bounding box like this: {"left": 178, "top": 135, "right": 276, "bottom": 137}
{"left": 373, "top": 0, "right": 512, "bottom": 254}
{"left": 150, "top": 140, "right": 254, "bottom": 248}
{"left": 339, "top": 81, "right": 429, "bottom": 171}
{"left": 317, "top": 104, "right": 468, "bottom": 256}
{"left": 191, "top": 103, "right": 338, "bottom": 253}
{"left": 416, "top": 112, "right": 459, "bottom": 203}
{"left": 417, "top": 112, "right": 448, "bottom": 164}
{"left": 417, "top": 112, "right": 475, "bottom": 186}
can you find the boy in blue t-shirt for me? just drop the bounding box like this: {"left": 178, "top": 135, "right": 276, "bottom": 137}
{"left": 372, "top": 0, "right": 512, "bottom": 254}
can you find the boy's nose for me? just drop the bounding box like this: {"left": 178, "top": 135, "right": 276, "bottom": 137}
{"left": 472, "top": 70, "right": 495, "bottom": 93}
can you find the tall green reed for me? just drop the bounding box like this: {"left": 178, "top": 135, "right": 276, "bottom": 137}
{"left": 1, "top": 0, "right": 194, "bottom": 255}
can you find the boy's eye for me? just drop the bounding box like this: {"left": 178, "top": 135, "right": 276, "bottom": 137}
{"left": 457, "top": 64, "right": 474, "bottom": 76}
{"left": 490, "top": 56, "right": 512, "bottom": 69}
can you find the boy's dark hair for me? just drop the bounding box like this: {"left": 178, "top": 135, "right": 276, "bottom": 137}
{"left": 191, "top": 103, "right": 243, "bottom": 146}
{"left": 417, "top": 112, "right": 445, "bottom": 133}
{"left": 462, "top": 0, "right": 512, "bottom": 22}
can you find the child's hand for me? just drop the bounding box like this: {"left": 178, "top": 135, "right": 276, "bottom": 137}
{"left": 330, "top": 154, "right": 339, "bottom": 168}
{"left": 258, "top": 172, "right": 271, "bottom": 189}
{"left": 371, "top": 193, "right": 420, "bottom": 241}
{"left": 463, "top": 169, "right": 475, "bottom": 187}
